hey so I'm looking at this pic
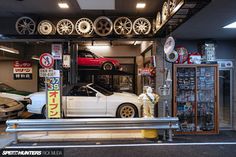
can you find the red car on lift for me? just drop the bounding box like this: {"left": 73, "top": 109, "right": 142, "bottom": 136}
{"left": 77, "top": 50, "right": 120, "bottom": 71}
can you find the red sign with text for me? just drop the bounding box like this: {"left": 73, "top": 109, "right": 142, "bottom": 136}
{"left": 13, "top": 61, "right": 32, "bottom": 80}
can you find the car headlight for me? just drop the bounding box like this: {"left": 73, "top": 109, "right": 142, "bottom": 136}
{"left": 24, "top": 98, "right": 32, "bottom": 104}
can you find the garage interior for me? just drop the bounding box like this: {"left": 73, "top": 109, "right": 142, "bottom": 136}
{"left": 0, "top": 0, "right": 236, "bottom": 146}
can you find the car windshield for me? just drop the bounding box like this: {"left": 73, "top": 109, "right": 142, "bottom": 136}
{"left": 89, "top": 84, "right": 113, "bottom": 96}
{"left": 78, "top": 50, "right": 103, "bottom": 58}
{"left": 0, "top": 83, "right": 16, "bottom": 92}
{"left": 93, "top": 53, "right": 103, "bottom": 58}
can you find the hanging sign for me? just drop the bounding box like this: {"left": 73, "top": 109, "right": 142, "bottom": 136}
{"left": 63, "top": 54, "right": 71, "bottom": 68}
{"left": 13, "top": 61, "right": 32, "bottom": 80}
{"left": 39, "top": 53, "right": 54, "bottom": 68}
{"left": 47, "top": 77, "right": 61, "bottom": 118}
{"left": 51, "top": 44, "right": 63, "bottom": 60}
{"left": 39, "top": 69, "right": 60, "bottom": 77}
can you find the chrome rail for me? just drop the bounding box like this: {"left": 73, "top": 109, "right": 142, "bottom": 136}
{"left": 6, "top": 117, "right": 179, "bottom": 143}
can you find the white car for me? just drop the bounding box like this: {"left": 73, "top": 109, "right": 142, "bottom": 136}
{"left": 0, "top": 97, "right": 24, "bottom": 121}
{"left": 26, "top": 83, "right": 141, "bottom": 118}
{"left": 0, "top": 82, "right": 31, "bottom": 106}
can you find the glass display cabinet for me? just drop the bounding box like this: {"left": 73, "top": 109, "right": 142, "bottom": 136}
{"left": 173, "top": 64, "right": 219, "bottom": 134}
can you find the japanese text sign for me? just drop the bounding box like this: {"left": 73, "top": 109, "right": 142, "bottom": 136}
{"left": 39, "top": 69, "right": 60, "bottom": 78}
{"left": 47, "top": 77, "right": 61, "bottom": 118}
{"left": 51, "top": 44, "right": 62, "bottom": 60}
{"left": 13, "top": 61, "right": 32, "bottom": 80}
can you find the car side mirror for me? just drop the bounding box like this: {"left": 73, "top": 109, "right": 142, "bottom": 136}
{"left": 96, "top": 93, "right": 102, "bottom": 98}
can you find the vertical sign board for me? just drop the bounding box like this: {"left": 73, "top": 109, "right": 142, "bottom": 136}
{"left": 39, "top": 53, "right": 61, "bottom": 119}
{"left": 13, "top": 61, "right": 32, "bottom": 80}
{"left": 51, "top": 44, "right": 62, "bottom": 60}
{"left": 47, "top": 76, "right": 61, "bottom": 118}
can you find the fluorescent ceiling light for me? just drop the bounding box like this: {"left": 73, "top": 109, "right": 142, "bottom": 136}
{"left": 77, "top": 0, "right": 115, "bottom": 10}
{"left": 136, "top": 3, "right": 146, "bottom": 9}
{"left": 223, "top": 21, "right": 236, "bottom": 28}
{"left": 0, "top": 45, "right": 19, "bottom": 54}
{"left": 58, "top": 2, "right": 69, "bottom": 9}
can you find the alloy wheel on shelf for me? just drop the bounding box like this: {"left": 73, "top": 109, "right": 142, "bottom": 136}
{"left": 56, "top": 19, "right": 74, "bottom": 35}
{"left": 114, "top": 17, "right": 132, "bottom": 35}
{"left": 15, "top": 16, "right": 36, "bottom": 35}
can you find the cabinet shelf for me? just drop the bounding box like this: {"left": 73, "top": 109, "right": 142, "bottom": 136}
{"left": 173, "top": 64, "right": 219, "bottom": 134}
{"left": 177, "top": 76, "right": 195, "bottom": 78}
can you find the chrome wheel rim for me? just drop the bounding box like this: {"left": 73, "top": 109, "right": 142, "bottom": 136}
{"left": 114, "top": 17, "right": 132, "bottom": 35}
{"left": 75, "top": 18, "right": 94, "bottom": 36}
{"left": 56, "top": 19, "right": 74, "bottom": 35}
{"left": 37, "top": 20, "right": 56, "bottom": 35}
{"left": 133, "top": 17, "right": 151, "bottom": 35}
{"left": 15, "top": 16, "right": 36, "bottom": 34}
{"left": 120, "top": 106, "right": 135, "bottom": 118}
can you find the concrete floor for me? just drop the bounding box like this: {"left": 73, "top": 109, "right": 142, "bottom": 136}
{"left": 0, "top": 122, "right": 14, "bottom": 148}
{"left": 17, "top": 130, "right": 144, "bottom": 142}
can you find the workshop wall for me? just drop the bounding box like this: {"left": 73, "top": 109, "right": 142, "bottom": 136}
{"left": 85, "top": 45, "right": 140, "bottom": 57}
{"left": 0, "top": 61, "right": 38, "bottom": 92}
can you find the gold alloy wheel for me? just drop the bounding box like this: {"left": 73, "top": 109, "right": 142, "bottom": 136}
{"left": 119, "top": 105, "right": 135, "bottom": 118}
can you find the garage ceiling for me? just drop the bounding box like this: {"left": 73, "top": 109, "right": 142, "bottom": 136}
{"left": 1, "top": 0, "right": 235, "bottom": 40}
{"left": 173, "top": 0, "right": 236, "bottom": 39}
{"left": 0, "top": 0, "right": 164, "bottom": 18}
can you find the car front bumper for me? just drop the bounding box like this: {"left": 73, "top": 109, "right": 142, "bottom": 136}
{"left": 27, "top": 105, "right": 43, "bottom": 114}
{"left": 0, "top": 107, "right": 24, "bottom": 121}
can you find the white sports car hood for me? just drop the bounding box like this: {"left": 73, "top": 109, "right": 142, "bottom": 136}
{"left": 107, "top": 92, "right": 141, "bottom": 108}
{"left": 0, "top": 93, "right": 25, "bottom": 101}
{"left": 27, "top": 91, "right": 46, "bottom": 98}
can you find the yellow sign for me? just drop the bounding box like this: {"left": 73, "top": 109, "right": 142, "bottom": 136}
{"left": 47, "top": 90, "right": 61, "bottom": 118}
